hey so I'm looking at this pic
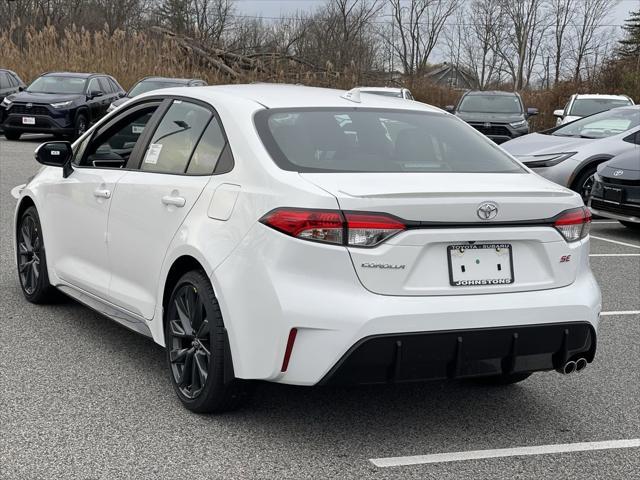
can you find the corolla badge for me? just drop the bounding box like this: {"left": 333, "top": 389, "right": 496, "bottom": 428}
{"left": 613, "top": 170, "right": 624, "bottom": 177}
{"left": 477, "top": 202, "right": 499, "bottom": 220}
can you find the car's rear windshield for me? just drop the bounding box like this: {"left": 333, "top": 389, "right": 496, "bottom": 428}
{"left": 551, "top": 107, "right": 640, "bottom": 139}
{"left": 457, "top": 95, "right": 523, "bottom": 114}
{"left": 27, "top": 76, "right": 86, "bottom": 94}
{"left": 129, "top": 80, "right": 185, "bottom": 97}
{"left": 569, "top": 98, "right": 632, "bottom": 117}
{"left": 255, "top": 108, "right": 525, "bottom": 173}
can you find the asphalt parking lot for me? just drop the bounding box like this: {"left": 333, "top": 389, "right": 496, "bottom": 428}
{"left": 1, "top": 135, "right": 638, "bottom": 480}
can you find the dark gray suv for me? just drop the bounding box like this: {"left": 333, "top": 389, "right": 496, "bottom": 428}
{"left": 446, "top": 91, "right": 538, "bottom": 144}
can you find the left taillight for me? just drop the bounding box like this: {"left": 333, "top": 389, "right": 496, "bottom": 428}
{"left": 260, "top": 208, "right": 405, "bottom": 247}
{"left": 554, "top": 207, "right": 591, "bottom": 242}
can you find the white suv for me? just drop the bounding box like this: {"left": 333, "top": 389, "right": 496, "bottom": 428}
{"left": 14, "top": 85, "right": 600, "bottom": 413}
{"left": 554, "top": 94, "right": 634, "bottom": 125}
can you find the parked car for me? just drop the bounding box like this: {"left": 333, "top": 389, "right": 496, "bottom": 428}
{"left": 589, "top": 146, "right": 640, "bottom": 230}
{"left": 14, "top": 84, "right": 599, "bottom": 413}
{"left": 358, "top": 87, "right": 414, "bottom": 100}
{"left": 554, "top": 94, "right": 634, "bottom": 126}
{"left": 502, "top": 106, "right": 640, "bottom": 201}
{"left": 107, "top": 76, "right": 207, "bottom": 113}
{"left": 445, "top": 90, "right": 538, "bottom": 144}
{"left": 0, "top": 69, "right": 26, "bottom": 131}
{"left": 1, "top": 71, "right": 125, "bottom": 140}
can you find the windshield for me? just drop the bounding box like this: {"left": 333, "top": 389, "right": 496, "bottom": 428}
{"left": 458, "top": 94, "right": 522, "bottom": 114}
{"left": 552, "top": 108, "right": 640, "bottom": 139}
{"left": 27, "top": 76, "right": 86, "bottom": 94}
{"left": 569, "top": 98, "right": 632, "bottom": 117}
{"left": 129, "top": 80, "right": 185, "bottom": 97}
{"left": 255, "top": 108, "right": 525, "bottom": 173}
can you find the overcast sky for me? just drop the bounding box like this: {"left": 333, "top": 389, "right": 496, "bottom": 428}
{"left": 234, "top": 0, "right": 637, "bottom": 26}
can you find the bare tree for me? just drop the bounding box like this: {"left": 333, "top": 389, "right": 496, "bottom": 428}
{"left": 388, "top": 0, "right": 459, "bottom": 76}
{"left": 570, "top": 0, "right": 617, "bottom": 82}
{"left": 549, "top": 0, "right": 576, "bottom": 85}
{"left": 496, "top": 0, "right": 548, "bottom": 89}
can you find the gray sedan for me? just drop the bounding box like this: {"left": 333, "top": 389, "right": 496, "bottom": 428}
{"left": 502, "top": 106, "right": 640, "bottom": 201}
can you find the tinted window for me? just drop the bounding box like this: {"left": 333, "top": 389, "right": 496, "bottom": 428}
{"left": 80, "top": 105, "right": 159, "bottom": 168}
{"left": 0, "top": 72, "right": 9, "bottom": 89}
{"left": 98, "top": 77, "right": 112, "bottom": 93}
{"left": 87, "top": 78, "right": 101, "bottom": 93}
{"left": 623, "top": 132, "right": 640, "bottom": 145}
{"left": 141, "top": 100, "right": 211, "bottom": 174}
{"left": 129, "top": 80, "right": 185, "bottom": 97}
{"left": 552, "top": 108, "right": 640, "bottom": 139}
{"left": 187, "top": 117, "right": 226, "bottom": 175}
{"left": 458, "top": 95, "right": 523, "bottom": 114}
{"left": 27, "top": 75, "right": 86, "bottom": 94}
{"left": 569, "top": 98, "right": 632, "bottom": 117}
{"left": 256, "top": 108, "right": 524, "bottom": 173}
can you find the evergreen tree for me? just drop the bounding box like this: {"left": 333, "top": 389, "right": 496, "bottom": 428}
{"left": 618, "top": 9, "right": 640, "bottom": 58}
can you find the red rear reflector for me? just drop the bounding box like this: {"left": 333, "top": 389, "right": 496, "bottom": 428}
{"left": 554, "top": 207, "right": 591, "bottom": 242}
{"left": 281, "top": 328, "right": 298, "bottom": 372}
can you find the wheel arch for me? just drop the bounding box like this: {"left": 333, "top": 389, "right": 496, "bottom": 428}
{"left": 568, "top": 155, "right": 613, "bottom": 191}
{"left": 162, "top": 255, "right": 207, "bottom": 317}
{"left": 74, "top": 106, "right": 90, "bottom": 123}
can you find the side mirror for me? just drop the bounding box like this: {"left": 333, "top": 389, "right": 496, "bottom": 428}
{"left": 88, "top": 90, "right": 103, "bottom": 99}
{"left": 553, "top": 109, "right": 564, "bottom": 118}
{"left": 35, "top": 141, "right": 73, "bottom": 177}
{"left": 527, "top": 107, "right": 539, "bottom": 117}
{"left": 445, "top": 105, "right": 455, "bottom": 113}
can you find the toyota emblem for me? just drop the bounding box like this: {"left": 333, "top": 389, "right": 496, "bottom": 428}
{"left": 26, "top": 103, "right": 33, "bottom": 108}
{"left": 484, "top": 122, "right": 491, "bottom": 128}
{"left": 613, "top": 170, "right": 624, "bottom": 177}
{"left": 477, "top": 202, "right": 499, "bottom": 220}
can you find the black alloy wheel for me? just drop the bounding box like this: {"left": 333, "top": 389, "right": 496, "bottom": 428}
{"left": 165, "top": 270, "right": 251, "bottom": 413}
{"left": 18, "top": 213, "right": 41, "bottom": 296}
{"left": 167, "top": 284, "right": 211, "bottom": 399}
{"left": 580, "top": 173, "right": 596, "bottom": 202}
{"left": 16, "top": 206, "right": 57, "bottom": 303}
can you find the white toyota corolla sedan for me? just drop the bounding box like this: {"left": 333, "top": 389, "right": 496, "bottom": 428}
{"left": 14, "top": 84, "right": 601, "bottom": 412}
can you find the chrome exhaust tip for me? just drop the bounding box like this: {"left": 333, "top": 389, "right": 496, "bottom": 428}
{"left": 557, "top": 360, "right": 577, "bottom": 375}
{"left": 575, "top": 358, "right": 588, "bottom": 373}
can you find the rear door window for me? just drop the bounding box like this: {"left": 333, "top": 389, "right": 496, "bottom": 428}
{"left": 140, "top": 100, "right": 212, "bottom": 174}
{"left": 186, "top": 116, "right": 227, "bottom": 175}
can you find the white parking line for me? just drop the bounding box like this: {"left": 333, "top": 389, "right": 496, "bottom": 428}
{"left": 369, "top": 439, "right": 640, "bottom": 468}
{"left": 589, "top": 253, "right": 640, "bottom": 257}
{"left": 590, "top": 235, "right": 640, "bottom": 249}
{"left": 600, "top": 310, "right": 640, "bottom": 316}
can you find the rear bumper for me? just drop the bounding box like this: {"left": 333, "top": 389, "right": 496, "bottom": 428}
{"left": 320, "top": 322, "right": 595, "bottom": 385}
{"left": 214, "top": 226, "right": 601, "bottom": 386}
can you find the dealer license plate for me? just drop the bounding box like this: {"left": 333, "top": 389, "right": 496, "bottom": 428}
{"left": 447, "top": 243, "right": 514, "bottom": 286}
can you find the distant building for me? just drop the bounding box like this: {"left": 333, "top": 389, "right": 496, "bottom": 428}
{"left": 424, "top": 63, "right": 475, "bottom": 89}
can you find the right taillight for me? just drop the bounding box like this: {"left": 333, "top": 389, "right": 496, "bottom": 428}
{"left": 260, "top": 208, "right": 405, "bottom": 247}
{"left": 554, "top": 207, "right": 591, "bottom": 242}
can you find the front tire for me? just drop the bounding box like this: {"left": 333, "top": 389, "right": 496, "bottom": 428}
{"left": 572, "top": 166, "right": 598, "bottom": 203}
{"left": 4, "top": 130, "right": 21, "bottom": 141}
{"left": 16, "top": 206, "right": 58, "bottom": 303}
{"left": 165, "top": 270, "right": 251, "bottom": 413}
{"left": 73, "top": 113, "right": 88, "bottom": 139}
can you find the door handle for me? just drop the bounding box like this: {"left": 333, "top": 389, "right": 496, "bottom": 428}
{"left": 94, "top": 188, "right": 111, "bottom": 199}
{"left": 162, "top": 195, "right": 186, "bottom": 208}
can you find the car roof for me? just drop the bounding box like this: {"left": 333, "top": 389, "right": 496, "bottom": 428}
{"left": 41, "top": 72, "right": 103, "bottom": 78}
{"left": 572, "top": 94, "right": 632, "bottom": 101}
{"left": 139, "top": 76, "right": 203, "bottom": 84}
{"left": 143, "top": 84, "right": 439, "bottom": 112}
{"left": 465, "top": 90, "right": 519, "bottom": 97}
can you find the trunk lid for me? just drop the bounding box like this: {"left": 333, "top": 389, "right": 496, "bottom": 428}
{"left": 301, "top": 172, "right": 584, "bottom": 296}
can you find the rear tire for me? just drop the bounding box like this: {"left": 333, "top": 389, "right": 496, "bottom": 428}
{"left": 4, "top": 130, "right": 21, "bottom": 141}
{"left": 472, "top": 372, "right": 532, "bottom": 386}
{"left": 165, "top": 270, "right": 252, "bottom": 413}
{"left": 620, "top": 221, "right": 640, "bottom": 231}
{"left": 16, "top": 206, "right": 58, "bottom": 303}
